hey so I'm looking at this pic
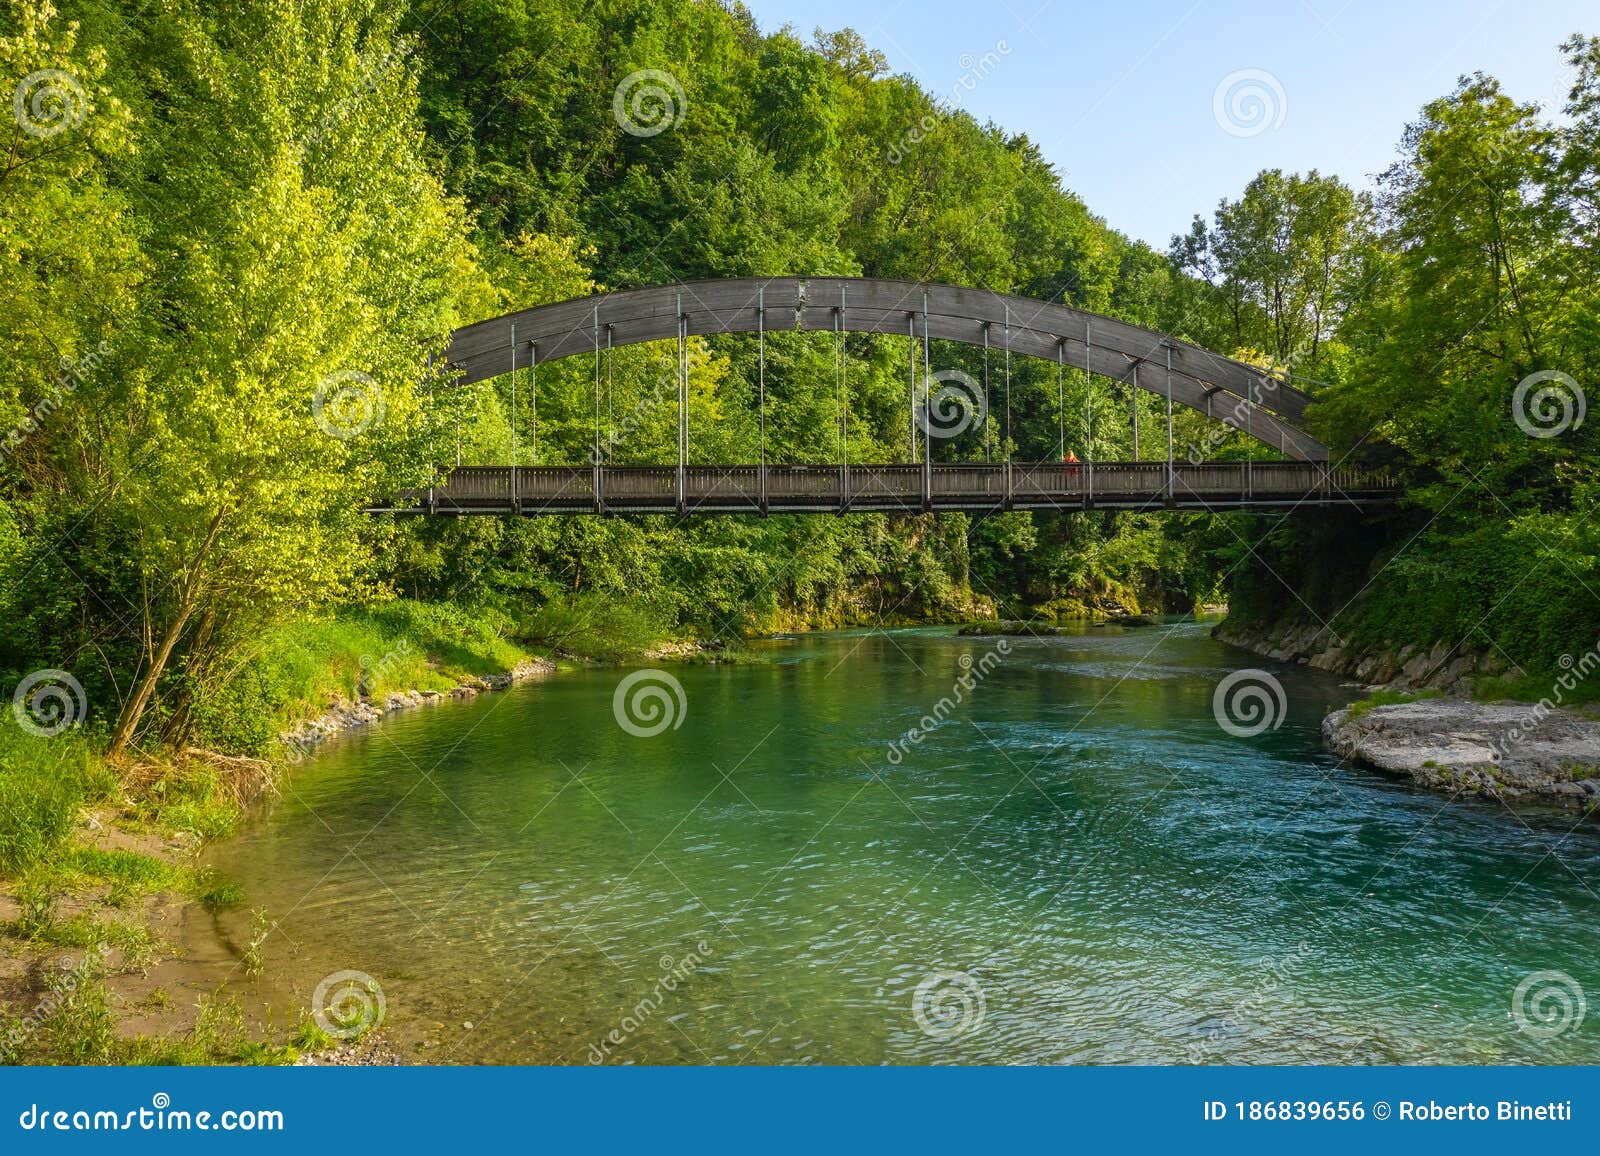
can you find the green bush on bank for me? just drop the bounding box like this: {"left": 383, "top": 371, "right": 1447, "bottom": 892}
{"left": 517, "top": 592, "right": 668, "bottom": 662}
{"left": 1226, "top": 511, "right": 1600, "bottom": 696}
{"left": 0, "top": 728, "right": 112, "bottom": 878}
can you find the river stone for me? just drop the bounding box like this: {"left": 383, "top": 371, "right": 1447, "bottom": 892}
{"left": 1308, "top": 647, "right": 1345, "bottom": 672}
{"left": 1323, "top": 698, "right": 1600, "bottom": 807}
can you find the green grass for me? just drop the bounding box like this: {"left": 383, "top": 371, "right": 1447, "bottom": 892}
{"left": 0, "top": 730, "right": 103, "bottom": 874}
{"left": 2, "top": 970, "right": 311, "bottom": 1066}
{"left": 0, "top": 727, "right": 116, "bottom": 877}
{"left": 187, "top": 598, "right": 541, "bottom": 756}
{"left": 1341, "top": 688, "right": 1445, "bottom": 719}
{"left": 1475, "top": 670, "right": 1600, "bottom": 706}
{"left": 52, "top": 847, "right": 243, "bottom": 911}
{"left": 127, "top": 764, "right": 249, "bottom": 841}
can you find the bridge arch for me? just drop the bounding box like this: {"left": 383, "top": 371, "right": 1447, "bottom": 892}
{"left": 444, "top": 276, "right": 1328, "bottom": 461}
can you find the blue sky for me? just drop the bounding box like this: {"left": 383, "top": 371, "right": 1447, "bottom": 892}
{"left": 741, "top": 0, "right": 1591, "bottom": 250}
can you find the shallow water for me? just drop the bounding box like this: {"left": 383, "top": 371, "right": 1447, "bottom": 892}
{"left": 198, "top": 623, "right": 1600, "bottom": 1064}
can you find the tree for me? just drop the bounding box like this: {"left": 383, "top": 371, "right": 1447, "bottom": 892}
{"left": 1171, "top": 169, "right": 1372, "bottom": 375}
{"left": 46, "top": 0, "right": 485, "bottom": 758}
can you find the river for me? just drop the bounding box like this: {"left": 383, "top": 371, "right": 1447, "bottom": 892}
{"left": 193, "top": 622, "right": 1600, "bottom": 1064}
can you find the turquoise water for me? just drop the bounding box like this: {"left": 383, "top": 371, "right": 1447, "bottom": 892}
{"left": 199, "top": 623, "right": 1599, "bottom": 1064}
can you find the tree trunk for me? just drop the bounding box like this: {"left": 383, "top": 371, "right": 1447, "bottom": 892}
{"left": 106, "top": 507, "right": 228, "bottom": 761}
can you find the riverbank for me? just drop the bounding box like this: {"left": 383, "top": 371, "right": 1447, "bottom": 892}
{"left": 1215, "top": 613, "right": 1600, "bottom": 812}
{"left": 0, "top": 607, "right": 759, "bottom": 1065}
{"left": 1213, "top": 615, "right": 1521, "bottom": 695}
{"left": 1324, "top": 696, "right": 1600, "bottom": 810}
{"left": 277, "top": 657, "right": 558, "bottom": 763}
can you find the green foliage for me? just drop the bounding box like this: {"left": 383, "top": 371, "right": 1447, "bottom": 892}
{"left": 0, "top": 726, "right": 109, "bottom": 876}
{"left": 520, "top": 592, "right": 667, "bottom": 662}
{"left": 1227, "top": 56, "right": 1600, "bottom": 678}
{"left": 6, "top": 0, "right": 1594, "bottom": 758}
{"left": 3, "top": 975, "right": 302, "bottom": 1065}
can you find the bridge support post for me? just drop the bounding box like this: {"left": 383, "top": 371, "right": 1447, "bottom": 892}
{"left": 676, "top": 297, "right": 686, "bottom": 515}
{"left": 593, "top": 305, "right": 604, "bottom": 515}
{"left": 758, "top": 289, "right": 768, "bottom": 516}
{"left": 1131, "top": 364, "right": 1140, "bottom": 460}
{"left": 1164, "top": 342, "right": 1175, "bottom": 506}
{"left": 921, "top": 294, "right": 932, "bottom": 512}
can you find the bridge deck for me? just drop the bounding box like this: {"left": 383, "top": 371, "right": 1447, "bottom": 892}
{"left": 370, "top": 462, "right": 1395, "bottom": 515}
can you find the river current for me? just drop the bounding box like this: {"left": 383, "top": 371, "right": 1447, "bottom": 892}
{"left": 195, "top": 622, "right": 1600, "bottom": 1064}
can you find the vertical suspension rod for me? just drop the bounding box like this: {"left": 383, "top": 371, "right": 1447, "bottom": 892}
{"left": 921, "top": 291, "right": 932, "bottom": 508}
{"left": 758, "top": 288, "right": 767, "bottom": 514}
{"left": 907, "top": 314, "right": 917, "bottom": 464}
{"left": 509, "top": 322, "right": 518, "bottom": 508}
{"left": 982, "top": 323, "right": 991, "bottom": 463}
{"left": 593, "top": 305, "right": 602, "bottom": 511}
{"left": 837, "top": 286, "right": 849, "bottom": 507}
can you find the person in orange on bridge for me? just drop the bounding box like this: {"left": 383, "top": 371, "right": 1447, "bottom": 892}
{"left": 1063, "top": 449, "right": 1080, "bottom": 478}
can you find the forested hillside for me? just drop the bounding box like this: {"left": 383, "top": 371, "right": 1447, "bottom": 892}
{"left": 3, "top": 0, "right": 1598, "bottom": 760}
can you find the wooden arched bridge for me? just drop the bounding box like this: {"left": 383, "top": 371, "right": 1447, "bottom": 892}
{"left": 372, "top": 277, "right": 1395, "bottom": 516}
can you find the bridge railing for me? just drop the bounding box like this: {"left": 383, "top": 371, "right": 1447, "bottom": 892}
{"left": 395, "top": 461, "right": 1395, "bottom": 514}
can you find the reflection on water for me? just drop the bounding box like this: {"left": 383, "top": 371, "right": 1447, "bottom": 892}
{"left": 197, "top": 622, "right": 1600, "bottom": 1064}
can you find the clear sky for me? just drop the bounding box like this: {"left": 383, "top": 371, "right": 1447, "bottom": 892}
{"left": 740, "top": 0, "right": 1591, "bottom": 250}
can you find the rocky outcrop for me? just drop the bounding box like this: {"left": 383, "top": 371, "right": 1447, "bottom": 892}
{"left": 279, "top": 658, "right": 555, "bottom": 761}
{"left": 1214, "top": 617, "right": 1521, "bottom": 695}
{"left": 1323, "top": 699, "right": 1600, "bottom": 808}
